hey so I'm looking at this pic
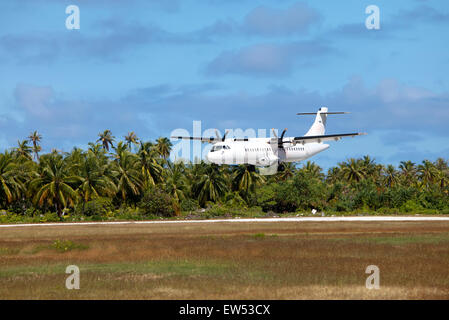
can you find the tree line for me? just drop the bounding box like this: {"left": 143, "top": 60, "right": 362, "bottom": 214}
{"left": 1, "top": 130, "right": 448, "bottom": 221}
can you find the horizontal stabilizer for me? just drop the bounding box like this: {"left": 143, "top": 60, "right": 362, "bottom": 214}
{"left": 297, "top": 112, "right": 349, "bottom": 115}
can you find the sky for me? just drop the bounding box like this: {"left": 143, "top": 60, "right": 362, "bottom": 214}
{"left": 0, "top": 0, "right": 448, "bottom": 170}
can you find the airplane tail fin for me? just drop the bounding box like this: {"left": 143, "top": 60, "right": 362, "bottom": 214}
{"left": 304, "top": 107, "right": 328, "bottom": 136}
{"left": 297, "top": 107, "right": 349, "bottom": 136}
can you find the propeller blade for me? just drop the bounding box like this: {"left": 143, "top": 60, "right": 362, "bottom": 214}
{"left": 280, "top": 128, "right": 287, "bottom": 140}
{"left": 222, "top": 130, "right": 229, "bottom": 141}
{"left": 277, "top": 128, "right": 287, "bottom": 149}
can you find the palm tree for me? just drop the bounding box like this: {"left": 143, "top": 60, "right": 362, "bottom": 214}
{"left": 434, "top": 158, "right": 448, "bottom": 171}
{"left": 276, "top": 162, "right": 296, "bottom": 181}
{"left": 434, "top": 158, "right": 449, "bottom": 191}
{"left": 29, "top": 153, "right": 80, "bottom": 218}
{"left": 399, "top": 160, "right": 417, "bottom": 185}
{"left": 339, "top": 158, "right": 366, "bottom": 183}
{"left": 164, "top": 162, "right": 189, "bottom": 212}
{"left": 97, "top": 130, "right": 115, "bottom": 151}
{"left": 14, "top": 140, "right": 33, "bottom": 160}
{"left": 137, "top": 141, "right": 163, "bottom": 187}
{"left": 0, "top": 151, "right": 23, "bottom": 205}
{"left": 326, "top": 166, "right": 342, "bottom": 184}
{"left": 433, "top": 160, "right": 449, "bottom": 191}
{"left": 300, "top": 161, "right": 324, "bottom": 180}
{"left": 87, "top": 142, "right": 107, "bottom": 160}
{"left": 155, "top": 137, "right": 172, "bottom": 159}
{"left": 232, "top": 165, "right": 265, "bottom": 200}
{"left": 113, "top": 141, "right": 129, "bottom": 159}
{"left": 361, "top": 155, "right": 381, "bottom": 181}
{"left": 110, "top": 150, "right": 143, "bottom": 201}
{"left": 164, "top": 162, "right": 187, "bottom": 199}
{"left": 417, "top": 160, "right": 437, "bottom": 189}
{"left": 193, "top": 164, "right": 228, "bottom": 207}
{"left": 435, "top": 168, "right": 449, "bottom": 192}
{"left": 65, "top": 147, "right": 85, "bottom": 167}
{"left": 75, "top": 154, "right": 117, "bottom": 210}
{"left": 28, "top": 131, "right": 42, "bottom": 161}
{"left": 383, "top": 164, "right": 399, "bottom": 188}
{"left": 124, "top": 131, "right": 139, "bottom": 150}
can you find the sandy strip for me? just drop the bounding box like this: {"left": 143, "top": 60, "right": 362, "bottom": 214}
{"left": 1, "top": 216, "right": 449, "bottom": 228}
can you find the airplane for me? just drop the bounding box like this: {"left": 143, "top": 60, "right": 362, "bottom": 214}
{"left": 171, "top": 107, "right": 366, "bottom": 174}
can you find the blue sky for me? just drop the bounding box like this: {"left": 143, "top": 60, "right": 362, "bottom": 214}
{"left": 0, "top": 0, "right": 448, "bottom": 170}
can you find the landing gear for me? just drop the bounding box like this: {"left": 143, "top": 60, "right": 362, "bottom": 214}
{"left": 278, "top": 163, "right": 285, "bottom": 172}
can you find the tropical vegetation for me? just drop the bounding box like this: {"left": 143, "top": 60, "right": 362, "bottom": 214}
{"left": 0, "top": 131, "right": 448, "bottom": 223}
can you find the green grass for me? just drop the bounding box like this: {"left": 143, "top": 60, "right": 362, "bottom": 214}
{"left": 0, "top": 259, "right": 266, "bottom": 282}
{"left": 251, "top": 233, "right": 266, "bottom": 239}
{"left": 0, "top": 247, "right": 20, "bottom": 255}
{"left": 328, "top": 232, "right": 449, "bottom": 245}
{"left": 51, "top": 240, "right": 89, "bottom": 252}
{"left": 1, "top": 221, "right": 449, "bottom": 299}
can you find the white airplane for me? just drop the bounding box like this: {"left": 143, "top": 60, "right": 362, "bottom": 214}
{"left": 171, "top": 107, "right": 366, "bottom": 174}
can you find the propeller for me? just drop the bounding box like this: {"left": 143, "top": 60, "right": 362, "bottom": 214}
{"left": 215, "top": 130, "right": 229, "bottom": 142}
{"left": 278, "top": 128, "right": 288, "bottom": 148}
{"left": 270, "top": 128, "right": 288, "bottom": 149}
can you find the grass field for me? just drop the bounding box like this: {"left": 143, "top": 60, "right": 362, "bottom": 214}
{"left": 1, "top": 220, "right": 449, "bottom": 299}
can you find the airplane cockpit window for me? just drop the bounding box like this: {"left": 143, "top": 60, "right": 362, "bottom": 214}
{"left": 211, "top": 145, "right": 229, "bottom": 152}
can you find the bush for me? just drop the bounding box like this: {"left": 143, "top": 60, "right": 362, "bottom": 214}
{"left": 180, "top": 198, "right": 199, "bottom": 212}
{"left": 75, "top": 197, "right": 114, "bottom": 217}
{"left": 222, "top": 191, "right": 247, "bottom": 208}
{"left": 200, "top": 204, "right": 263, "bottom": 218}
{"left": 252, "top": 184, "right": 277, "bottom": 212}
{"left": 138, "top": 187, "right": 176, "bottom": 217}
{"left": 400, "top": 200, "right": 424, "bottom": 213}
{"left": 114, "top": 206, "right": 144, "bottom": 220}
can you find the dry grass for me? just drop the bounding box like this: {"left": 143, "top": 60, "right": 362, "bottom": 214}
{"left": 0, "top": 220, "right": 449, "bottom": 299}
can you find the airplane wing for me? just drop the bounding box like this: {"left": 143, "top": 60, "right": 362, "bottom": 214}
{"left": 291, "top": 132, "right": 366, "bottom": 144}
{"left": 170, "top": 136, "right": 219, "bottom": 143}
{"left": 170, "top": 136, "right": 251, "bottom": 143}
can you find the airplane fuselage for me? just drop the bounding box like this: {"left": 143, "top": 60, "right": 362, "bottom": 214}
{"left": 206, "top": 138, "right": 330, "bottom": 166}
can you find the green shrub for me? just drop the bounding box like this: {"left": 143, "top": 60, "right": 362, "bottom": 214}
{"left": 138, "top": 187, "right": 175, "bottom": 217}
{"left": 400, "top": 200, "right": 424, "bottom": 213}
{"left": 201, "top": 204, "right": 263, "bottom": 218}
{"left": 114, "top": 206, "right": 143, "bottom": 220}
{"left": 51, "top": 240, "right": 88, "bottom": 252}
{"left": 76, "top": 197, "right": 114, "bottom": 217}
{"left": 252, "top": 184, "right": 277, "bottom": 212}
{"left": 180, "top": 198, "right": 199, "bottom": 212}
{"left": 39, "top": 212, "right": 60, "bottom": 222}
